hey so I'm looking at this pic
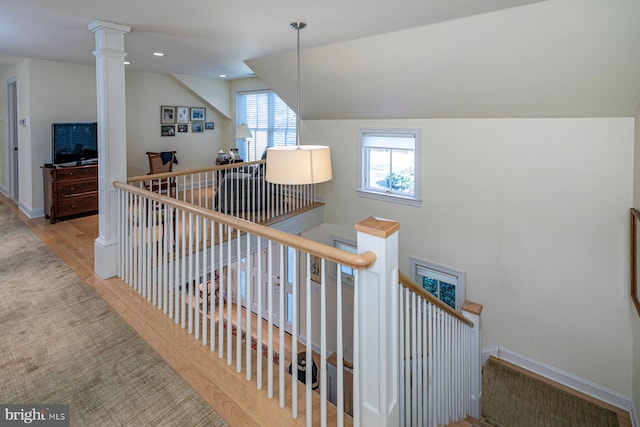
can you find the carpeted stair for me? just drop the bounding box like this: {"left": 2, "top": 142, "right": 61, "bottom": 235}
{"left": 480, "top": 357, "right": 619, "bottom": 427}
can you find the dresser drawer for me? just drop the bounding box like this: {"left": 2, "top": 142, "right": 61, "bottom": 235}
{"left": 57, "top": 195, "right": 98, "bottom": 217}
{"left": 56, "top": 167, "right": 97, "bottom": 182}
{"left": 43, "top": 163, "right": 98, "bottom": 223}
{"left": 57, "top": 180, "right": 98, "bottom": 197}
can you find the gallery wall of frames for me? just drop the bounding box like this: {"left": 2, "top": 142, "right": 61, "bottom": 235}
{"left": 160, "top": 105, "right": 214, "bottom": 137}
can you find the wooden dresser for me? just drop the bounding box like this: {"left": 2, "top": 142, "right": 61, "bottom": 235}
{"left": 43, "top": 164, "right": 98, "bottom": 223}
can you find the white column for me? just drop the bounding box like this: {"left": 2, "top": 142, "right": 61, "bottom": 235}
{"left": 462, "top": 300, "right": 484, "bottom": 420}
{"left": 88, "top": 20, "right": 130, "bottom": 279}
{"left": 355, "top": 217, "right": 400, "bottom": 427}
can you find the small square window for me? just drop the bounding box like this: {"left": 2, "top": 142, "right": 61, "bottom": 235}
{"left": 410, "top": 257, "right": 466, "bottom": 310}
{"left": 357, "top": 128, "right": 422, "bottom": 207}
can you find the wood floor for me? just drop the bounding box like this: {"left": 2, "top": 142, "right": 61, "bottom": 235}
{"left": 2, "top": 194, "right": 633, "bottom": 427}
{"left": 2, "top": 198, "right": 310, "bottom": 427}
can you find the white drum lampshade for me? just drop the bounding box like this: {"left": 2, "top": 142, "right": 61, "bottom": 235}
{"left": 265, "top": 23, "right": 333, "bottom": 185}
{"left": 266, "top": 145, "right": 332, "bottom": 185}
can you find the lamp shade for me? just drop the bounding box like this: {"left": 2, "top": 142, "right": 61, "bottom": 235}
{"left": 266, "top": 145, "right": 332, "bottom": 185}
{"left": 235, "top": 123, "right": 252, "bottom": 139}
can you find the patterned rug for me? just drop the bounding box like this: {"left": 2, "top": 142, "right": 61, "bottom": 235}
{"left": 0, "top": 201, "right": 228, "bottom": 426}
{"left": 481, "top": 357, "right": 619, "bottom": 427}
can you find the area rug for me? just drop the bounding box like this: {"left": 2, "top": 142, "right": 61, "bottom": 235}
{"left": 481, "top": 357, "right": 618, "bottom": 427}
{"left": 0, "top": 201, "right": 228, "bottom": 426}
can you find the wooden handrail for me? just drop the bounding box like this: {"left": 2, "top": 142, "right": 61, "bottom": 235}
{"left": 127, "top": 159, "right": 266, "bottom": 185}
{"left": 398, "top": 272, "right": 474, "bottom": 327}
{"left": 114, "top": 180, "right": 377, "bottom": 270}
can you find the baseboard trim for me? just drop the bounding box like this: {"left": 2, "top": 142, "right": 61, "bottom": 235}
{"left": 631, "top": 399, "right": 639, "bottom": 427}
{"left": 17, "top": 200, "right": 44, "bottom": 219}
{"left": 482, "top": 345, "right": 632, "bottom": 413}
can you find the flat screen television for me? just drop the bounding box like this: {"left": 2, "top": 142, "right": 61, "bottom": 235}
{"left": 51, "top": 122, "right": 98, "bottom": 166}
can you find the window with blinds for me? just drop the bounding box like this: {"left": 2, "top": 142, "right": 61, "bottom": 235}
{"left": 236, "top": 90, "right": 296, "bottom": 161}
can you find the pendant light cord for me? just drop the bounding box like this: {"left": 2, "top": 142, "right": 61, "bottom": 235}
{"left": 291, "top": 22, "right": 306, "bottom": 149}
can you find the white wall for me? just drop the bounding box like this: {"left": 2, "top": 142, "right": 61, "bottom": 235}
{"left": 302, "top": 117, "right": 634, "bottom": 396}
{"left": 125, "top": 71, "right": 231, "bottom": 177}
{"left": 0, "top": 60, "right": 233, "bottom": 212}
{"left": 0, "top": 59, "right": 97, "bottom": 216}
{"left": 173, "top": 74, "right": 231, "bottom": 119}
{"left": 29, "top": 59, "right": 97, "bottom": 216}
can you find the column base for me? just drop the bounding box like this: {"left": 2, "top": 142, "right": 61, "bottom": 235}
{"left": 94, "top": 237, "right": 118, "bottom": 279}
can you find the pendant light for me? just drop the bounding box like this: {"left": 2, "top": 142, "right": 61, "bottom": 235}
{"left": 265, "top": 22, "right": 332, "bottom": 185}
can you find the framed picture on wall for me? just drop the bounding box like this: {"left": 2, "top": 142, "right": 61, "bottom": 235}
{"left": 190, "top": 107, "right": 205, "bottom": 121}
{"left": 161, "top": 125, "right": 175, "bottom": 137}
{"left": 176, "top": 106, "right": 189, "bottom": 124}
{"left": 191, "top": 121, "right": 204, "bottom": 133}
{"left": 160, "top": 106, "right": 176, "bottom": 124}
{"left": 177, "top": 124, "right": 188, "bottom": 133}
{"left": 205, "top": 122, "right": 214, "bottom": 130}
{"left": 310, "top": 254, "right": 322, "bottom": 283}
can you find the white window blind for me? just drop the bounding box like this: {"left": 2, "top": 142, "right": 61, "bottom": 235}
{"left": 236, "top": 90, "right": 296, "bottom": 161}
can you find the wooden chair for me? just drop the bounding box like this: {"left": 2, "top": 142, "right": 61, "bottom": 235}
{"left": 145, "top": 151, "right": 177, "bottom": 197}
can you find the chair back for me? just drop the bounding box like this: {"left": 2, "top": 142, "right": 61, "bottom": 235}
{"left": 146, "top": 151, "right": 175, "bottom": 174}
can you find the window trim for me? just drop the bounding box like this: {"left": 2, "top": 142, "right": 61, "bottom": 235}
{"left": 409, "top": 256, "right": 466, "bottom": 310}
{"left": 235, "top": 89, "right": 296, "bottom": 161}
{"left": 329, "top": 234, "right": 357, "bottom": 288}
{"left": 357, "top": 127, "right": 422, "bottom": 207}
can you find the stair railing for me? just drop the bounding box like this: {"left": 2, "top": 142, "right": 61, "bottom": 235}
{"left": 127, "top": 160, "right": 321, "bottom": 224}
{"left": 113, "top": 180, "right": 377, "bottom": 426}
{"left": 113, "top": 180, "right": 482, "bottom": 426}
{"left": 398, "top": 272, "right": 483, "bottom": 426}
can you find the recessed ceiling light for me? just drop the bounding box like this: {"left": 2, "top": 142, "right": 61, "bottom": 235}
{"left": 124, "top": 61, "right": 130, "bottom": 65}
{"left": 219, "top": 74, "right": 227, "bottom": 78}
{"left": 153, "top": 52, "right": 165, "bottom": 57}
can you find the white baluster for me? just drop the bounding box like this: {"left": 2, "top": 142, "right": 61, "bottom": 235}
{"left": 336, "top": 265, "right": 344, "bottom": 427}
{"left": 202, "top": 218, "right": 208, "bottom": 346}
{"left": 305, "top": 252, "right": 312, "bottom": 427}
{"left": 279, "top": 244, "right": 285, "bottom": 408}
{"left": 268, "top": 243, "right": 274, "bottom": 398}
{"left": 246, "top": 232, "right": 253, "bottom": 380}
{"left": 209, "top": 219, "right": 215, "bottom": 351}
{"left": 188, "top": 212, "right": 195, "bottom": 335}
{"left": 320, "top": 257, "right": 327, "bottom": 426}
{"left": 291, "top": 248, "right": 298, "bottom": 418}
{"left": 226, "top": 225, "right": 233, "bottom": 365}
{"left": 257, "top": 236, "right": 263, "bottom": 390}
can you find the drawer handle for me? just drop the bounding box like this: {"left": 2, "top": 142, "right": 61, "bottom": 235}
{"left": 69, "top": 187, "right": 75, "bottom": 192}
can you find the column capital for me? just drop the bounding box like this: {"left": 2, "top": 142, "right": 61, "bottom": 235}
{"left": 88, "top": 20, "right": 131, "bottom": 34}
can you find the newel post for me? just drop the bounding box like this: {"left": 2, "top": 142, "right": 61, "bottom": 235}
{"left": 355, "top": 217, "right": 400, "bottom": 427}
{"left": 462, "top": 300, "right": 484, "bottom": 420}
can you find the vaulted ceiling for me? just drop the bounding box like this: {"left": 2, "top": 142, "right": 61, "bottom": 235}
{"left": 1, "top": 0, "right": 638, "bottom": 119}
{"left": 250, "top": 0, "right": 640, "bottom": 119}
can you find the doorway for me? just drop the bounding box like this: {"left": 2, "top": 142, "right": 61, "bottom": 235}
{"left": 7, "top": 80, "right": 18, "bottom": 201}
{"left": 235, "top": 243, "right": 295, "bottom": 334}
